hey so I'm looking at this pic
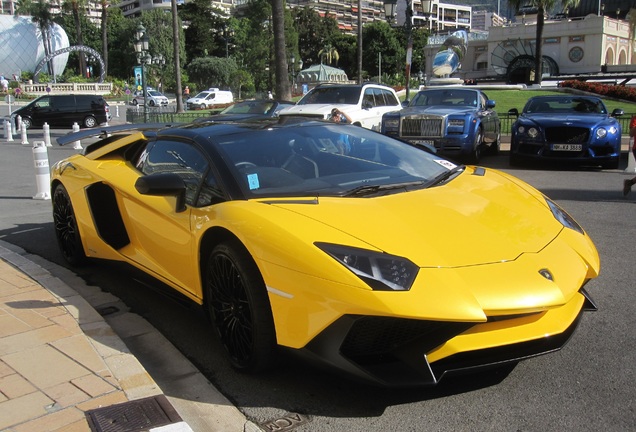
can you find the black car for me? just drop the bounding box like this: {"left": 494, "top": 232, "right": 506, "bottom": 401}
{"left": 11, "top": 94, "right": 111, "bottom": 129}
{"left": 381, "top": 88, "right": 501, "bottom": 163}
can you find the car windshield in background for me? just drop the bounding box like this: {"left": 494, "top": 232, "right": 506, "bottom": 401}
{"left": 524, "top": 97, "right": 607, "bottom": 114}
{"left": 221, "top": 101, "right": 275, "bottom": 115}
{"left": 216, "top": 124, "right": 456, "bottom": 198}
{"left": 410, "top": 89, "right": 479, "bottom": 107}
{"left": 297, "top": 87, "right": 361, "bottom": 105}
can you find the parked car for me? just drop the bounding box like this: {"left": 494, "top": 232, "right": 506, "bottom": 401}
{"left": 278, "top": 83, "right": 402, "bottom": 131}
{"left": 131, "top": 90, "right": 169, "bottom": 107}
{"left": 10, "top": 94, "right": 110, "bottom": 129}
{"left": 193, "top": 99, "right": 294, "bottom": 122}
{"left": 508, "top": 95, "right": 624, "bottom": 169}
{"left": 52, "top": 119, "right": 599, "bottom": 387}
{"left": 381, "top": 88, "right": 500, "bottom": 164}
{"left": 186, "top": 88, "right": 234, "bottom": 110}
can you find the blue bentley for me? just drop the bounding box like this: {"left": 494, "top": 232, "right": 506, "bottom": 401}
{"left": 509, "top": 95, "right": 624, "bottom": 169}
{"left": 381, "top": 88, "right": 501, "bottom": 164}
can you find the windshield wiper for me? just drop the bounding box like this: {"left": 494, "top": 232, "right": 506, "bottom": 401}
{"left": 343, "top": 181, "right": 426, "bottom": 197}
{"left": 426, "top": 165, "right": 466, "bottom": 188}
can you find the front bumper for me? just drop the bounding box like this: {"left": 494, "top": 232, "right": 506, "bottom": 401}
{"left": 510, "top": 138, "right": 620, "bottom": 165}
{"left": 297, "top": 288, "right": 596, "bottom": 387}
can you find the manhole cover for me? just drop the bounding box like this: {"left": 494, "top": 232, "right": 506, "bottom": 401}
{"left": 85, "top": 394, "right": 181, "bottom": 432}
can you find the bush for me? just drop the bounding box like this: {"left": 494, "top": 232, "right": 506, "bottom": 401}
{"left": 559, "top": 80, "right": 636, "bottom": 103}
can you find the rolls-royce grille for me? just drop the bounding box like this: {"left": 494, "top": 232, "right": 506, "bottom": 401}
{"left": 401, "top": 117, "right": 443, "bottom": 138}
{"left": 545, "top": 127, "right": 589, "bottom": 144}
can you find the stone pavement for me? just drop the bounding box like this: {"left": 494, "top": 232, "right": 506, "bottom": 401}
{"left": 0, "top": 239, "right": 259, "bottom": 432}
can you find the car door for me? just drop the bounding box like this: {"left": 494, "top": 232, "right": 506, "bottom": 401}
{"left": 478, "top": 93, "right": 497, "bottom": 141}
{"left": 122, "top": 138, "right": 218, "bottom": 296}
{"left": 31, "top": 96, "right": 54, "bottom": 127}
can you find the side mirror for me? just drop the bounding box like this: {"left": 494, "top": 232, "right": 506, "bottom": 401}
{"left": 508, "top": 108, "right": 519, "bottom": 118}
{"left": 401, "top": 100, "right": 410, "bottom": 108}
{"left": 611, "top": 108, "right": 624, "bottom": 117}
{"left": 135, "top": 173, "right": 187, "bottom": 213}
{"left": 486, "top": 100, "right": 496, "bottom": 109}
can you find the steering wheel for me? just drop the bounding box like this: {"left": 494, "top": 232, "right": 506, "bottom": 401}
{"left": 235, "top": 161, "right": 257, "bottom": 170}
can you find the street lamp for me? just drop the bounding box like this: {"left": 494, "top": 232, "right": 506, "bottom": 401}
{"left": 221, "top": 24, "right": 234, "bottom": 58}
{"left": 134, "top": 24, "right": 151, "bottom": 123}
{"left": 289, "top": 54, "right": 302, "bottom": 94}
{"left": 384, "top": 0, "right": 432, "bottom": 102}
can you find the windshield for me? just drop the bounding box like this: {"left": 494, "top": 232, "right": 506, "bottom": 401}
{"left": 193, "top": 92, "right": 212, "bottom": 99}
{"left": 221, "top": 101, "right": 274, "bottom": 115}
{"left": 297, "top": 87, "right": 361, "bottom": 105}
{"left": 411, "top": 89, "right": 478, "bottom": 107}
{"left": 148, "top": 91, "right": 163, "bottom": 97}
{"left": 216, "top": 123, "right": 460, "bottom": 198}
{"left": 524, "top": 97, "right": 607, "bottom": 114}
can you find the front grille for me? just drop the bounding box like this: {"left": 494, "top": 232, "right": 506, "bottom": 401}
{"left": 545, "top": 127, "right": 589, "bottom": 144}
{"left": 401, "top": 116, "right": 443, "bottom": 137}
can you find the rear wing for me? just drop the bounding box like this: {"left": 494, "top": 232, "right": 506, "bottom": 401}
{"left": 56, "top": 123, "right": 182, "bottom": 146}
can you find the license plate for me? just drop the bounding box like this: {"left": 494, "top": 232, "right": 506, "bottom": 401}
{"left": 552, "top": 144, "right": 582, "bottom": 151}
{"left": 412, "top": 140, "right": 434, "bottom": 146}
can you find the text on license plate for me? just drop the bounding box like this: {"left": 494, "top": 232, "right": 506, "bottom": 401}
{"left": 552, "top": 144, "right": 582, "bottom": 151}
{"left": 412, "top": 140, "right": 434, "bottom": 146}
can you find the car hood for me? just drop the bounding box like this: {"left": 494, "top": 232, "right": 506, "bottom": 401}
{"left": 280, "top": 104, "right": 355, "bottom": 117}
{"left": 521, "top": 113, "right": 610, "bottom": 127}
{"left": 399, "top": 106, "right": 477, "bottom": 116}
{"left": 269, "top": 168, "right": 561, "bottom": 268}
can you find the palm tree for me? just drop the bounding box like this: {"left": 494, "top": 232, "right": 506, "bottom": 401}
{"left": 508, "top": 0, "right": 580, "bottom": 85}
{"left": 100, "top": 0, "right": 110, "bottom": 76}
{"left": 271, "top": 0, "right": 291, "bottom": 100}
{"left": 62, "top": 0, "right": 87, "bottom": 77}
{"left": 15, "top": 0, "right": 55, "bottom": 77}
{"left": 318, "top": 44, "right": 339, "bottom": 65}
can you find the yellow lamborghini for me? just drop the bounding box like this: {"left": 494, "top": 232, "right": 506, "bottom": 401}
{"left": 51, "top": 119, "right": 599, "bottom": 387}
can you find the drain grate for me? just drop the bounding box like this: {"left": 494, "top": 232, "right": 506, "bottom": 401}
{"left": 85, "top": 395, "right": 182, "bottom": 432}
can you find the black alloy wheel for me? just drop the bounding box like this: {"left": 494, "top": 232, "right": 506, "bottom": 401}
{"left": 204, "top": 240, "right": 277, "bottom": 372}
{"left": 52, "top": 185, "right": 86, "bottom": 266}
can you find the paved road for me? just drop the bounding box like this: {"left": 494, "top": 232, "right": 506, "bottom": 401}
{"left": 1, "top": 103, "right": 635, "bottom": 431}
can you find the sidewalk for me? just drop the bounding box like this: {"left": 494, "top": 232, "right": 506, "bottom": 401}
{"left": 0, "top": 240, "right": 257, "bottom": 432}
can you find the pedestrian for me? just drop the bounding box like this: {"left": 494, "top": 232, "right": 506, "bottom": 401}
{"left": 0, "top": 76, "right": 8, "bottom": 93}
{"left": 268, "top": 91, "right": 273, "bottom": 100}
{"left": 184, "top": 86, "right": 190, "bottom": 97}
{"left": 329, "top": 108, "right": 352, "bottom": 124}
{"left": 623, "top": 114, "right": 636, "bottom": 197}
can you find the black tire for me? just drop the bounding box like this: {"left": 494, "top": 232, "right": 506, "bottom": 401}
{"left": 204, "top": 240, "right": 277, "bottom": 372}
{"left": 21, "top": 117, "right": 32, "bottom": 129}
{"left": 132, "top": 99, "right": 139, "bottom": 106}
{"left": 52, "top": 184, "right": 86, "bottom": 266}
{"left": 488, "top": 130, "right": 501, "bottom": 155}
{"left": 199, "top": 103, "right": 206, "bottom": 110}
{"left": 149, "top": 100, "right": 156, "bottom": 107}
{"left": 83, "top": 116, "right": 97, "bottom": 128}
{"left": 467, "top": 128, "right": 483, "bottom": 164}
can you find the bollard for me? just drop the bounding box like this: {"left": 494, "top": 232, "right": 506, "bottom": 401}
{"left": 4, "top": 119, "right": 13, "bottom": 142}
{"left": 72, "top": 122, "right": 83, "bottom": 150}
{"left": 12, "top": 115, "right": 20, "bottom": 135}
{"left": 625, "top": 136, "right": 636, "bottom": 174}
{"left": 32, "top": 141, "right": 51, "bottom": 200}
{"left": 20, "top": 122, "right": 29, "bottom": 146}
{"left": 116, "top": 104, "right": 120, "bottom": 118}
{"left": 43, "top": 123, "right": 52, "bottom": 147}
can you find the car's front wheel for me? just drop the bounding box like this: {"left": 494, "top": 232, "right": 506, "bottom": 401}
{"left": 204, "top": 240, "right": 277, "bottom": 372}
{"left": 149, "top": 100, "right": 156, "bottom": 107}
{"left": 467, "top": 128, "right": 483, "bottom": 164}
{"left": 132, "top": 99, "right": 139, "bottom": 106}
{"left": 52, "top": 184, "right": 86, "bottom": 266}
{"left": 20, "top": 117, "right": 33, "bottom": 129}
{"left": 199, "top": 103, "right": 206, "bottom": 110}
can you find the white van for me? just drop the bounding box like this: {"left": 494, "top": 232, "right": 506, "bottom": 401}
{"left": 186, "top": 88, "right": 234, "bottom": 110}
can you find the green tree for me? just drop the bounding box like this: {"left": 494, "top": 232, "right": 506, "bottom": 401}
{"left": 318, "top": 44, "right": 339, "bottom": 65}
{"left": 186, "top": 56, "right": 238, "bottom": 90}
{"left": 292, "top": 7, "right": 339, "bottom": 67}
{"left": 62, "top": 0, "right": 88, "bottom": 77}
{"left": 361, "top": 21, "right": 403, "bottom": 79}
{"left": 179, "top": 0, "right": 228, "bottom": 62}
{"left": 54, "top": 12, "right": 100, "bottom": 78}
{"left": 507, "top": 0, "right": 580, "bottom": 84}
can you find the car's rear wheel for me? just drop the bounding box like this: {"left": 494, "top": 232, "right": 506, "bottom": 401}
{"left": 132, "top": 99, "right": 139, "bottom": 106}
{"left": 149, "top": 100, "right": 156, "bottom": 107}
{"left": 199, "top": 103, "right": 206, "bottom": 110}
{"left": 52, "top": 184, "right": 86, "bottom": 266}
{"left": 83, "top": 116, "right": 97, "bottom": 128}
{"left": 204, "top": 240, "right": 276, "bottom": 372}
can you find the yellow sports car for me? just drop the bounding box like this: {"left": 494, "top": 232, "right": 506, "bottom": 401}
{"left": 52, "top": 119, "right": 599, "bottom": 387}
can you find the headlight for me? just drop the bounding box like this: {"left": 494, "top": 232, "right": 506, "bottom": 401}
{"left": 545, "top": 197, "right": 583, "bottom": 234}
{"left": 448, "top": 119, "right": 465, "bottom": 127}
{"left": 527, "top": 127, "right": 539, "bottom": 138}
{"left": 316, "top": 243, "right": 418, "bottom": 291}
{"left": 383, "top": 118, "right": 399, "bottom": 130}
{"left": 596, "top": 128, "right": 607, "bottom": 139}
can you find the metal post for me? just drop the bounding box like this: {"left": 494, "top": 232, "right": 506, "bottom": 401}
{"left": 142, "top": 63, "right": 148, "bottom": 123}
{"left": 405, "top": 0, "right": 413, "bottom": 103}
